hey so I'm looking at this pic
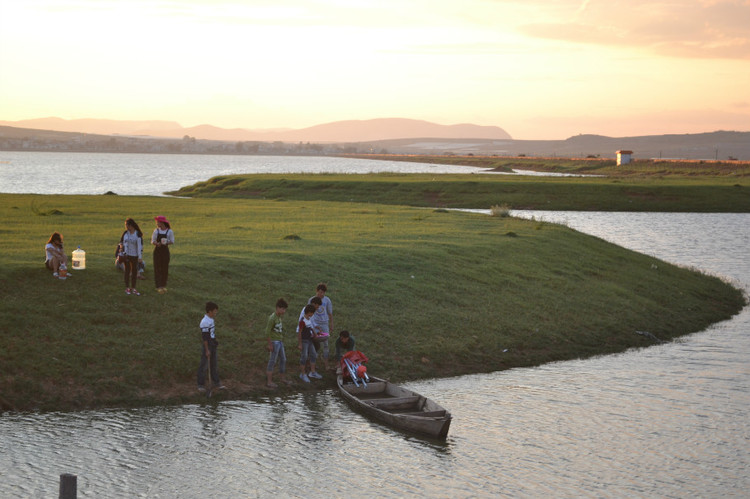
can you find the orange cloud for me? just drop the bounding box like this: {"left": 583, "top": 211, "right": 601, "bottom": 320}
{"left": 520, "top": 0, "right": 750, "bottom": 59}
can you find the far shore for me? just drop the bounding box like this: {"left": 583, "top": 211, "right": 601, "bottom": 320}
{"left": 168, "top": 159, "right": 750, "bottom": 212}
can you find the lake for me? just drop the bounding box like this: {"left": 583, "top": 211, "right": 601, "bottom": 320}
{"left": 0, "top": 150, "right": 587, "bottom": 197}
{"left": 1, "top": 152, "right": 748, "bottom": 498}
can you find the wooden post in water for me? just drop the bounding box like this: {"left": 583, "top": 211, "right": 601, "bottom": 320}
{"left": 59, "top": 473, "right": 77, "bottom": 499}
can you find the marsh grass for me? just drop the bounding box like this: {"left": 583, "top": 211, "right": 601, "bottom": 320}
{"left": 348, "top": 155, "right": 750, "bottom": 178}
{"left": 0, "top": 192, "right": 745, "bottom": 412}
{"left": 170, "top": 172, "right": 750, "bottom": 212}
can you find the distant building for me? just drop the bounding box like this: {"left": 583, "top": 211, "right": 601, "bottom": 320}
{"left": 616, "top": 150, "right": 633, "bottom": 165}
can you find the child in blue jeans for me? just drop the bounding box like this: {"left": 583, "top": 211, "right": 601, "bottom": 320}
{"left": 297, "top": 304, "right": 321, "bottom": 382}
{"left": 265, "top": 298, "right": 289, "bottom": 388}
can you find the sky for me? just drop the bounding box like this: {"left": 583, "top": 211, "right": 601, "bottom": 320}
{"left": 1, "top": 0, "right": 749, "bottom": 140}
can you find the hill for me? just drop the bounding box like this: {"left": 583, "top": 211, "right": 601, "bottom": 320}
{"left": 0, "top": 117, "right": 511, "bottom": 142}
{"left": 1, "top": 121, "right": 748, "bottom": 160}
{"left": 363, "top": 131, "right": 750, "bottom": 161}
{"left": 258, "top": 118, "right": 511, "bottom": 142}
{"left": 0, "top": 117, "right": 182, "bottom": 136}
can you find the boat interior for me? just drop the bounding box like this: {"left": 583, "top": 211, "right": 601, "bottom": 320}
{"left": 341, "top": 378, "right": 449, "bottom": 418}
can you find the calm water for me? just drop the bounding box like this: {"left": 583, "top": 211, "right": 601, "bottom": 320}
{"left": 1, "top": 153, "right": 749, "bottom": 497}
{"left": 0, "top": 150, "right": 547, "bottom": 196}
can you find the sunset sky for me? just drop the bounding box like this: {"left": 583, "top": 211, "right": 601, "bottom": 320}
{"left": 1, "top": 0, "right": 749, "bottom": 139}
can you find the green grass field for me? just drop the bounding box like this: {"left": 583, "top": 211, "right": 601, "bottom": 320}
{"left": 346, "top": 155, "right": 750, "bottom": 178}
{"left": 1, "top": 189, "right": 745, "bottom": 412}
{"left": 169, "top": 169, "right": 750, "bottom": 212}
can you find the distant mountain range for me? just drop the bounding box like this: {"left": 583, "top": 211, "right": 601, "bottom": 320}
{"left": 0, "top": 117, "right": 512, "bottom": 142}
{"left": 368, "top": 131, "right": 750, "bottom": 161}
{"left": 1, "top": 117, "right": 748, "bottom": 160}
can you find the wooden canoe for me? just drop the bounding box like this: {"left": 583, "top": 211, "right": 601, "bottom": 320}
{"left": 337, "top": 374, "right": 452, "bottom": 439}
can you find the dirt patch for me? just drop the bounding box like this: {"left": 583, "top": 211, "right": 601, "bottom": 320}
{"left": 423, "top": 190, "right": 445, "bottom": 207}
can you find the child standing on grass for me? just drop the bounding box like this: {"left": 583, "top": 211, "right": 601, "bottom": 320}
{"left": 151, "top": 215, "right": 174, "bottom": 294}
{"left": 309, "top": 283, "right": 333, "bottom": 370}
{"left": 265, "top": 298, "right": 290, "bottom": 388}
{"left": 297, "top": 304, "right": 321, "bottom": 382}
{"left": 297, "top": 297, "right": 321, "bottom": 374}
{"left": 197, "top": 301, "right": 225, "bottom": 392}
{"left": 120, "top": 218, "right": 143, "bottom": 296}
{"left": 299, "top": 296, "right": 322, "bottom": 350}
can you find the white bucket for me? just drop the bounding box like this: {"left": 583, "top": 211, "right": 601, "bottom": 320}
{"left": 72, "top": 246, "right": 86, "bottom": 270}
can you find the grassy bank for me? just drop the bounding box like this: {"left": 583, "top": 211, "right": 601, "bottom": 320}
{"left": 345, "top": 155, "right": 750, "bottom": 178}
{"left": 169, "top": 171, "right": 750, "bottom": 212}
{"left": 0, "top": 192, "right": 745, "bottom": 412}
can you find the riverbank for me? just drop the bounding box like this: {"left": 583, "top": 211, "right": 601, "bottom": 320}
{"left": 169, "top": 168, "right": 750, "bottom": 212}
{"left": 343, "top": 154, "right": 750, "bottom": 177}
{"left": 1, "top": 192, "right": 745, "bottom": 412}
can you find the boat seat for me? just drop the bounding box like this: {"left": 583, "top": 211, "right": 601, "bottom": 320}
{"left": 398, "top": 410, "right": 447, "bottom": 418}
{"left": 365, "top": 396, "right": 420, "bottom": 410}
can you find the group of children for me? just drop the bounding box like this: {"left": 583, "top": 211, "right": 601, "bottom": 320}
{"left": 44, "top": 215, "right": 175, "bottom": 296}
{"left": 45, "top": 227, "right": 353, "bottom": 393}
{"left": 197, "top": 283, "right": 357, "bottom": 391}
{"left": 113, "top": 215, "right": 174, "bottom": 295}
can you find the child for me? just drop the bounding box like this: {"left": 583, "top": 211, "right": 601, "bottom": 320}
{"left": 335, "top": 330, "right": 356, "bottom": 363}
{"left": 120, "top": 218, "right": 144, "bottom": 296}
{"left": 151, "top": 215, "right": 174, "bottom": 294}
{"left": 197, "top": 301, "right": 225, "bottom": 392}
{"left": 297, "top": 304, "right": 321, "bottom": 382}
{"left": 44, "top": 232, "right": 68, "bottom": 279}
{"left": 265, "top": 298, "right": 290, "bottom": 388}
{"left": 309, "top": 283, "right": 333, "bottom": 370}
{"left": 299, "top": 296, "right": 322, "bottom": 360}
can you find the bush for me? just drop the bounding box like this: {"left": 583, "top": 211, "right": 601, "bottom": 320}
{"left": 490, "top": 203, "right": 511, "bottom": 217}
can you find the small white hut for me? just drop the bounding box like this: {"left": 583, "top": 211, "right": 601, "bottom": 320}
{"left": 616, "top": 150, "right": 633, "bottom": 165}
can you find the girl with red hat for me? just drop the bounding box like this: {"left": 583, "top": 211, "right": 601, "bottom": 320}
{"left": 151, "top": 215, "right": 174, "bottom": 294}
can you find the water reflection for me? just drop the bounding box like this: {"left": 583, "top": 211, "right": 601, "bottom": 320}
{"left": 510, "top": 211, "right": 750, "bottom": 287}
